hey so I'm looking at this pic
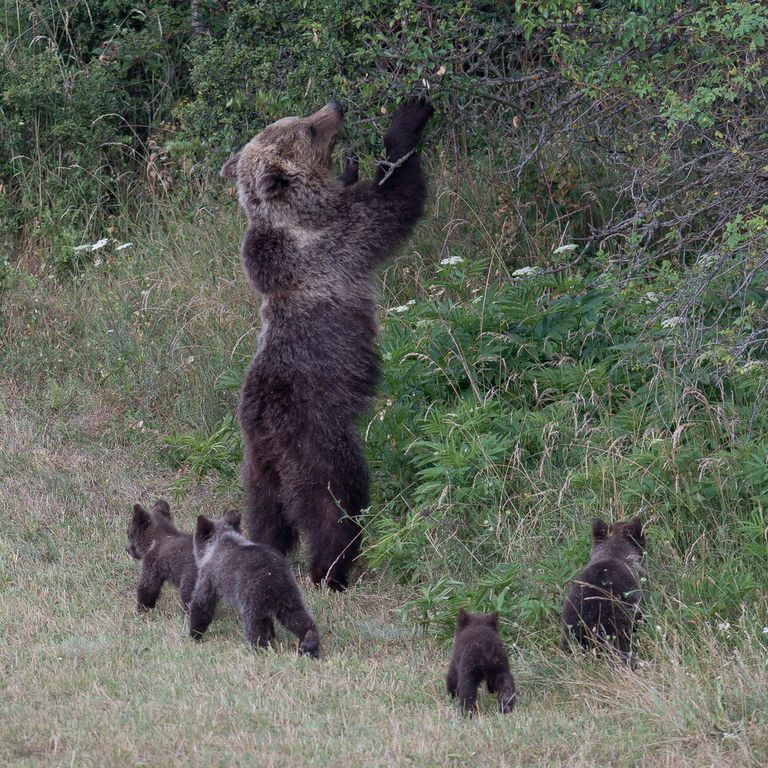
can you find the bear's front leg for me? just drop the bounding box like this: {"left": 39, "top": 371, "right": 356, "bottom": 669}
{"left": 189, "top": 576, "right": 217, "bottom": 641}
{"left": 136, "top": 567, "right": 164, "bottom": 612}
{"left": 383, "top": 95, "right": 434, "bottom": 161}
{"left": 179, "top": 568, "right": 197, "bottom": 611}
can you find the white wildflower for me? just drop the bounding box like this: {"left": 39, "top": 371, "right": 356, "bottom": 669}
{"left": 93, "top": 258, "right": 103, "bottom": 268}
{"left": 392, "top": 305, "right": 411, "bottom": 313}
{"left": 73, "top": 237, "right": 109, "bottom": 252}
{"left": 552, "top": 243, "right": 578, "bottom": 255}
{"left": 439, "top": 255, "right": 464, "bottom": 266}
{"left": 739, "top": 361, "right": 764, "bottom": 374}
{"left": 512, "top": 266, "right": 543, "bottom": 279}
{"left": 661, "top": 316, "right": 684, "bottom": 329}
{"left": 115, "top": 242, "right": 133, "bottom": 251}
{"left": 717, "top": 622, "right": 731, "bottom": 632}
{"left": 762, "top": 627, "right": 768, "bottom": 634}
{"left": 642, "top": 292, "right": 660, "bottom": 304}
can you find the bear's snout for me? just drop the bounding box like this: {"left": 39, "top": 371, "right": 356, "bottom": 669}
{"left": 327, "top": 98, "right": 343, "bottom": 116}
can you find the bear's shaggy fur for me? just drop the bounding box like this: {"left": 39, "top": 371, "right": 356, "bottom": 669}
{"left": 126, "top": 499, "right": 207, "bottom": 612}
{"left": 189, "top": 511, "right": 320, "bottom": 657}
{"left": 221, "top": 96, "right": 433, "bottom": 590}
{"left": 446, "top": 609, "right": 516, "bottom": 716}
{"left": 561, "top": 516, "right": 646, "bottom": 664}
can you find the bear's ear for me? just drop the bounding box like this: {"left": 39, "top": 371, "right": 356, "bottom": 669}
{"left": 132, "top": 504, "right": 151, "bottom": 529}
{"left": 220, "top": 152, "right": 241, "bottom": 179}
{"left": 152, "top": 499, "right": 172, "bottom": 520}
{"left": 487, "top": 611, "right": 500, "bottom": 629}
{"left": 224, "top": 509, "right": 242, "bottom": 532}
{"left": 592, "top": 518, "right": 609, "bottom": 541}
{"left": 457, "top": 608, "right": 470, "bottom": 629}
{"left": 623, "top": 516, "right": 645, "bottom": 548}
{"left": 196, "top": 515, "right": 215, "bottom": 541}
{"left": 262, "top": 163, "right": 292, "bottom": 199}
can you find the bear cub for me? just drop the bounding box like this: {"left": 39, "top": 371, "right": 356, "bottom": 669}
{"left": 561, "top": 516, "right": 646, "bottom": 664}
{"left": 126, "top": 499, "right": 238, "bottom": 612}
{"left": 189, "top": 511, "right": 320, "bottom": 657}
{"left": 446, "top": 609, "right": 516, "bottom": 716}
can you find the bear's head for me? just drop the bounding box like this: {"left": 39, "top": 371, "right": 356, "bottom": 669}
{"left": 125, "top": 499, "right": 173, "bottom": 559}
{"left": 220, "top": 100, "right": 344, "bottom": 218}
{"left": 193, "top": 509, "right": 243, "bottom": 564}
{"left": 455, "top": 608, "right": 501, "bottom": 636}
{"left": 591, "top": 516, "right": 645, "bottom": 551}
{"left": 590, "top": 516, "right": 646, "bottom": 569}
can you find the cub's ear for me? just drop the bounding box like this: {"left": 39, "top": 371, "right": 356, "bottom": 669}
{"left": 220, "top": 152, "right": 241, "bottom": 179}
{"left": 262, "top": 163, "right": 291, "bottom": 199}
{"left": 196, "top": 515, "right": 216, "bottom": 541}
{"left": 488, "top": 611, "right": 500, "bottom": 628}
{"left": 152, "top": 499, "right": 172, "bottom": 520}
{"left": 591, "top": 518, "right": 609, "bottom": 540}
{"left": 457, "top": 608, "right": 470, "bottom": 629}
{"left": 132, "top": 504, "right": 151, "bottom": 528}
{"left": 623, "top": 516, "right": 645, "bottom": 548}
{"left": 224, "top": 509, "right": 242, "bottom": 532}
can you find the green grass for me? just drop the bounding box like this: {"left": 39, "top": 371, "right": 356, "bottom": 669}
{"left": 1, "top": 392, "right": 765, "bottom": 766}
{"left": 1, "top": 178, "right": 767, "bottom": 766}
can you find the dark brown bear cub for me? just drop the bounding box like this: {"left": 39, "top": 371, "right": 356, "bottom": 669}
{"left": 221, "top": 96, "right": 433, "bottom": 591}
{"left": 446, "top": 609, "right": 516, "bottom": 716}
{"left": 126, "top": 499, "right": 221, "bottom": 612}
{"left": 561, "top": 516, "right": 646, "bottom": 664}
{"left": 189, "top": 511, "right": 319, "bottom": 657}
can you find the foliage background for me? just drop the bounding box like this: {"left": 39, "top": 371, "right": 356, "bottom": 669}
{"left": 3, "top": 0, "right": 768, "bottom": 641}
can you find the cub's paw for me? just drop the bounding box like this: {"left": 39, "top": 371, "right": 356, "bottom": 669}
{"left": 298, "top": 628, "right": 320, "bottom": 659}
{"left": 384, "top": 95, "right": 434, "bottom": 155}
{"left": 338, "top": 152, "right": 359, "bottom": 186}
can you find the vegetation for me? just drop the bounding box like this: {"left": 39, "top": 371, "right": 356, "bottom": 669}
{"left": 2, "top": 1, "right": 767, "bottom": 764}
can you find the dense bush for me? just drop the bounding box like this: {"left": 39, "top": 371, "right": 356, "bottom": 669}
{"left": 1, "top": 1, "right": 192, "bottom": 264}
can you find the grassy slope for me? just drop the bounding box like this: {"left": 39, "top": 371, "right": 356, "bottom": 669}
{"left": 1, "top": 390, "right": 765, "bottom": 767}
{"left": 1, "top": 191, "right": 766, "bottom": 767}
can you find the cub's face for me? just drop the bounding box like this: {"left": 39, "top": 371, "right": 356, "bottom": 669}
{"left": 125, "top": 499, "right": 174, "bottom": 559}
{"left": 220, "top": 101, "right": 344, "bottom": 211}
{"left": 126, "top": 504, "right": 153, "bottom": 560}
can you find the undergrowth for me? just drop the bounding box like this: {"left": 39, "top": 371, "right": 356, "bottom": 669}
{"left": 162, "top": 220, "right": 768, "bottom": 645}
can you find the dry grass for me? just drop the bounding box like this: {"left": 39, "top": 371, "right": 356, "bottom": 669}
{"left": 1, "top": 389, "right": 765, "bottom": 768}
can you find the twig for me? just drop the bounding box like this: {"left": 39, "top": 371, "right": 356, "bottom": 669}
{"left": 378, "top": 148, "right": 416, "bottom": 186}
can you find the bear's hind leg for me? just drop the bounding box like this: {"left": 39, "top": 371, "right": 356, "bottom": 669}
{"left": 275, "top": 603, "right": 320, "bottom": 658}
{"left": 308, "top": 514, "right": 361, "bottom": 592}
{"left": 494, "top": 672, "right": 516, "bottom": 714}
{"left": 305, "top": 431, "right": 368, "bottom": 590}
{"left": 243, "top": 612, "right": 275, "bottom": 649}
{"left": 243, "top": 454, "right": 296, "bottom": 554}
{"left": 457, "top": 674, "right": 480, "bottom": 717}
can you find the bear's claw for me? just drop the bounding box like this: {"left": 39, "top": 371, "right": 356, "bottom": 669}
{"left": 339, "top": 152, "right": 359, "bottom": 186}
{"left": 384, "top": 94, "right": 434, "bottom": 157}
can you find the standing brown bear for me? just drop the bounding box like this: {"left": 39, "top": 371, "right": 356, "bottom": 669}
{"left": 221, "top": 96, "right": 433, "bottom": 590}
